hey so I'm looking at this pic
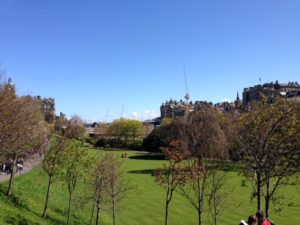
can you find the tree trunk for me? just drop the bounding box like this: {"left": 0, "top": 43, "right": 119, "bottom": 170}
{"left": 89, "top": 202, "right": 95, "bottom": 225}
{"left": 67, "top": 192, "right": 73, "bottom": 225}
{"left": 197, "top": 172, "right": 202, "bottom": 225}
{"left": 197, "top": 209, "right": 202, "bottom": 225}
{"left": 112, "top": 195, "right": 116, "bottom": 225}
{"left": 257, "top": 172, "right": 262, "bottom": 211}
{"left": 197, "top": 193, "right": 202, "bottom": 225}
{"left": 214, "top": 197, "right": 218, "bottom": 225}
{"left": 6, "top": 153, "right": 17, "bottom": 196}
{"left": 42, "top": 175, "right": 53, "bottom": 218}
{"left": 265, "top": 178, "right": 270, "bottom": 218}
{"left": 95, "top": 202, "right": 101, "bottom": 225}
{"left": 165, "top": 189, "right": 170, "bottom": 225}
{"left": 165, "top": 201, "right": 169, "bottom": 225}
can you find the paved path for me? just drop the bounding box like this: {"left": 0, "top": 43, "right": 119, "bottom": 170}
{"left": 0, "top": 153, "right": 43, "bottom": 183}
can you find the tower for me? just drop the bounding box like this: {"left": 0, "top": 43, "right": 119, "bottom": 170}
{"left": 184, "top": 67, "right": 190, "bottom": 113}
{"left": 235, "top": 91, "right": 241, "bottom": 109}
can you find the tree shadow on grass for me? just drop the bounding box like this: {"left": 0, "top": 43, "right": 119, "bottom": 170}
{"left": 210, "top": 161, "right": 242, "bottom": 172}
{"left": 52, "top": 207, "right": 65, "bottom": 215}
{"left": 4, "top": 214, "right": 41, "bottom": 225}
{"left": 128, "top": 169, "right": 157, "bottom": 175}
{"left": 128, "top": 163, "right": 241, "bottom": 175}
{"left": 46, "top": 215, "right": 65, "bottom": 225}
{"left": 129, "top": 153, "right": 166, "bottom": 160}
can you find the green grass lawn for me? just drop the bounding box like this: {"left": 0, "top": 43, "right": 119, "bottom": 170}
{"left": 0, "top": 148, "right": 299, "bottom": 225}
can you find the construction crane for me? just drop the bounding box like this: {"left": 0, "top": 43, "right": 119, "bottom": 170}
{"left": 184, "top": 67, "right": 190, "bottom": 113}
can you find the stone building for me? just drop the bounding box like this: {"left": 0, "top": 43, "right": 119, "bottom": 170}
{"left": 160, "top": 99, "right": 187, "bottom": 119}
{"left": 160, "top": 98, "right": 241, "bottom": 119}
{"left": 160, "top": 81, "right": 300, "bottom": 119}
{"left": 35, "top": 96, "right": 56, "bottom": 123}
{"left": 242, "top": 81, "right": 300, "bottom": 106}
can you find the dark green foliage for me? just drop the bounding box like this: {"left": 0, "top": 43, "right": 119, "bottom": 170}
{"left": 95, "top": 138, "right": 143, "bottom": 150}
{"left": 142, "top": 120, "right": 183, "bottom": 152}
{"left": 142, "top": 126, "right": 166, "bottom": 152}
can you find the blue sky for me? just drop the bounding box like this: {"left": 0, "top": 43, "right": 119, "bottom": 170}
{"left": 1, "top": 0, "right": 300, "bottom": 121}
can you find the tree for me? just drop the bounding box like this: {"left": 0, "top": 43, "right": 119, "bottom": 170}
{"left": 0, "top": 81, "right": 48, "bottom": 196}
{"left": 142, "top": 119, "right": 183, "bottom": 152}
{"left": 234, "top": 98, "right": 300, "bottom": 217}
{"left": 178, "top": 108, "right": 228, "bottom": 225}
{"left": 61, "top": 141, "right": 90, "bottom": 225}
{"left": 155, "top": 142, "right": 187, "bottom": 225}
{"left": 94, "top": 123, "right": 110, "bottom": 139}
{"left": 207, "top": 171, "right": 227, "bottom": 225}
{"left": 106, "top": 154, "right": 133, "bottom": 225}
{"left": 41, "top": 135, "right": 68, "bottom": 218}
{"left": 64, "top": 115, "right": 86, "bottom": 139}
{"left": 90, "top": 154, "right": 111, "bottom": 225}
{"left": 106, "top": 119, "right": 144, "bottom": 145}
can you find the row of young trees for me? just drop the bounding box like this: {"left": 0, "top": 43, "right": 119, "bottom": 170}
{"left": 41, "top": 129, "right": 132, "bottom": 225}
{"left": 0, "top": 77, "right": 131, "bottom": 225}
{"left": 154, "top": 98, "right": 300, "bottom": 225}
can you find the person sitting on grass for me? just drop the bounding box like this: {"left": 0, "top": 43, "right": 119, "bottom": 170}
{"left": 256, "top": 210, "right": 274, "bottom": 225}
{"left": 239, "top": 215, "right": 257, "bottom": 225}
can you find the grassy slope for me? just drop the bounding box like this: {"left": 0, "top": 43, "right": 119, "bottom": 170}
{"left": 0, "top": 148, "right": 299, "bottom": 225}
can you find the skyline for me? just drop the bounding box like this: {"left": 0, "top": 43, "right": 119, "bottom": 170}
{"left": 1, "top": 0, "right": 300, "bottom": 121}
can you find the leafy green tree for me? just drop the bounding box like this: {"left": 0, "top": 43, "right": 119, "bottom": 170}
{"left": 234, "top": 99, "right": 300, "bottom": 217}
{"left": 61, "top": 141, "right": 91, "bottom": 225}
{"left": 107, "top": 119, "right": 144, "bottom": 145}
{"left": 42, "top": 135, "right": 68, "bottom": 218}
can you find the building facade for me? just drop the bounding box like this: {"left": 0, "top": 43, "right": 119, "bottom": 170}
{"left": 242, "top": 81, "right": 300, "bottom": 106}
{"left": 35, "top": 96, "right": 56, "bottom": 123}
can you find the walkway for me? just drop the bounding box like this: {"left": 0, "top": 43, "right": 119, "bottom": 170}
{"left": 0, "top": 153, "right": 43, "bottom": 183}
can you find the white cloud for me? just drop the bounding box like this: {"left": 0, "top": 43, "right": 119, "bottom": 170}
{"left": 222, "top": 98, "right": 232, "bottom": 103}
{"left": 130, "top": 110, "right": 159, "bottom": 121}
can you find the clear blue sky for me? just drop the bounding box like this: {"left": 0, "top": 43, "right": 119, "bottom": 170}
{"left": 1, "top": 0, "right": 300, "bottom": 122}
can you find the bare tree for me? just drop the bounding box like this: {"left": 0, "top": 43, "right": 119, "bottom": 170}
{"left": 234, "top": 98, "right": 300, "bottom": 217}
{"left": 64, "top": 115, "right": 86, "bottom": 139}
{"left": 106, "top": 154, "right": 133, "bottom": 225}
{"left": 90, "top": 154, "right": 111, "bottom": 225}
{"left": 178, "top": 108, "right": 228, "bottom": 225}
{"left": 207, "top": 171, "right": 227, "bottom": 225}
{"left": 155, "top": 143, "right": 187, "bottom": 225}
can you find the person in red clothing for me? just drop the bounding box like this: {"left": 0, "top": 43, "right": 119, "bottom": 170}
{"left": 256, "top": 210, "right": 273, "bottom": 225}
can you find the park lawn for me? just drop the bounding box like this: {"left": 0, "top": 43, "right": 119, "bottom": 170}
{"left": 0, "top": 148, "right": 299, "bottom": 225}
